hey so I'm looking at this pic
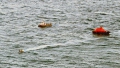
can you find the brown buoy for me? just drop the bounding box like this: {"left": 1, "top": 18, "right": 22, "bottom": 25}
{"left": 19, "top": 49, "right": 24, "bottom": 54}
{"left": 38, "top": 22, "right": 52, "bottom": 28}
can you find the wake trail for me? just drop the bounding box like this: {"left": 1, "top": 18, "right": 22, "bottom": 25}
{"left": 18, "top": 40, "right": 79, "bottom": 53}
{"left": 19, "top": 43, "right": 65, "bottom": 53}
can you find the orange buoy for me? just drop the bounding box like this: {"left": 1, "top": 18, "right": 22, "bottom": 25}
{"left": 38, "top": 22, "right": 52, "bottom": 28}
{"left": 92, "top": 26, "right": 110, "bottom": 35}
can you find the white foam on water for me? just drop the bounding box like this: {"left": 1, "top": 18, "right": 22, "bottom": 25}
{"left": 22, "top": 43, "right": 65, "bottom": 52}
{"left": 94, "top": 12, "right": 115, "bottom": 16}
{"left": 19, "top": 40, "right": 80, "bottom": 53}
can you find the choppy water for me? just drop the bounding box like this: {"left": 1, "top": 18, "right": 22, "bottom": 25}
{"left": 0, "top": 0, "right": 120, "bottom": 68}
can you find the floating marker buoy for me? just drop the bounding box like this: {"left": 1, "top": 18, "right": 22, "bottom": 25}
{"left": 92, "top": 26, "right": 110, "bottom": 36}
{"left": 19, "top": 49, "right": 24, "bottom": 54}
{"left": 38, "top": 22, "right": 52, "bottom": 28}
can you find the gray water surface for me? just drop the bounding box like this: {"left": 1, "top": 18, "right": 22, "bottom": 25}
{"left": 0, "top": 0, "right": 120, "bottom": 68}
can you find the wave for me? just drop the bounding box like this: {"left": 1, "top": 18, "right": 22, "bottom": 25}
{"left": 94, "top": 12, "right": 115, "bottom": 16}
